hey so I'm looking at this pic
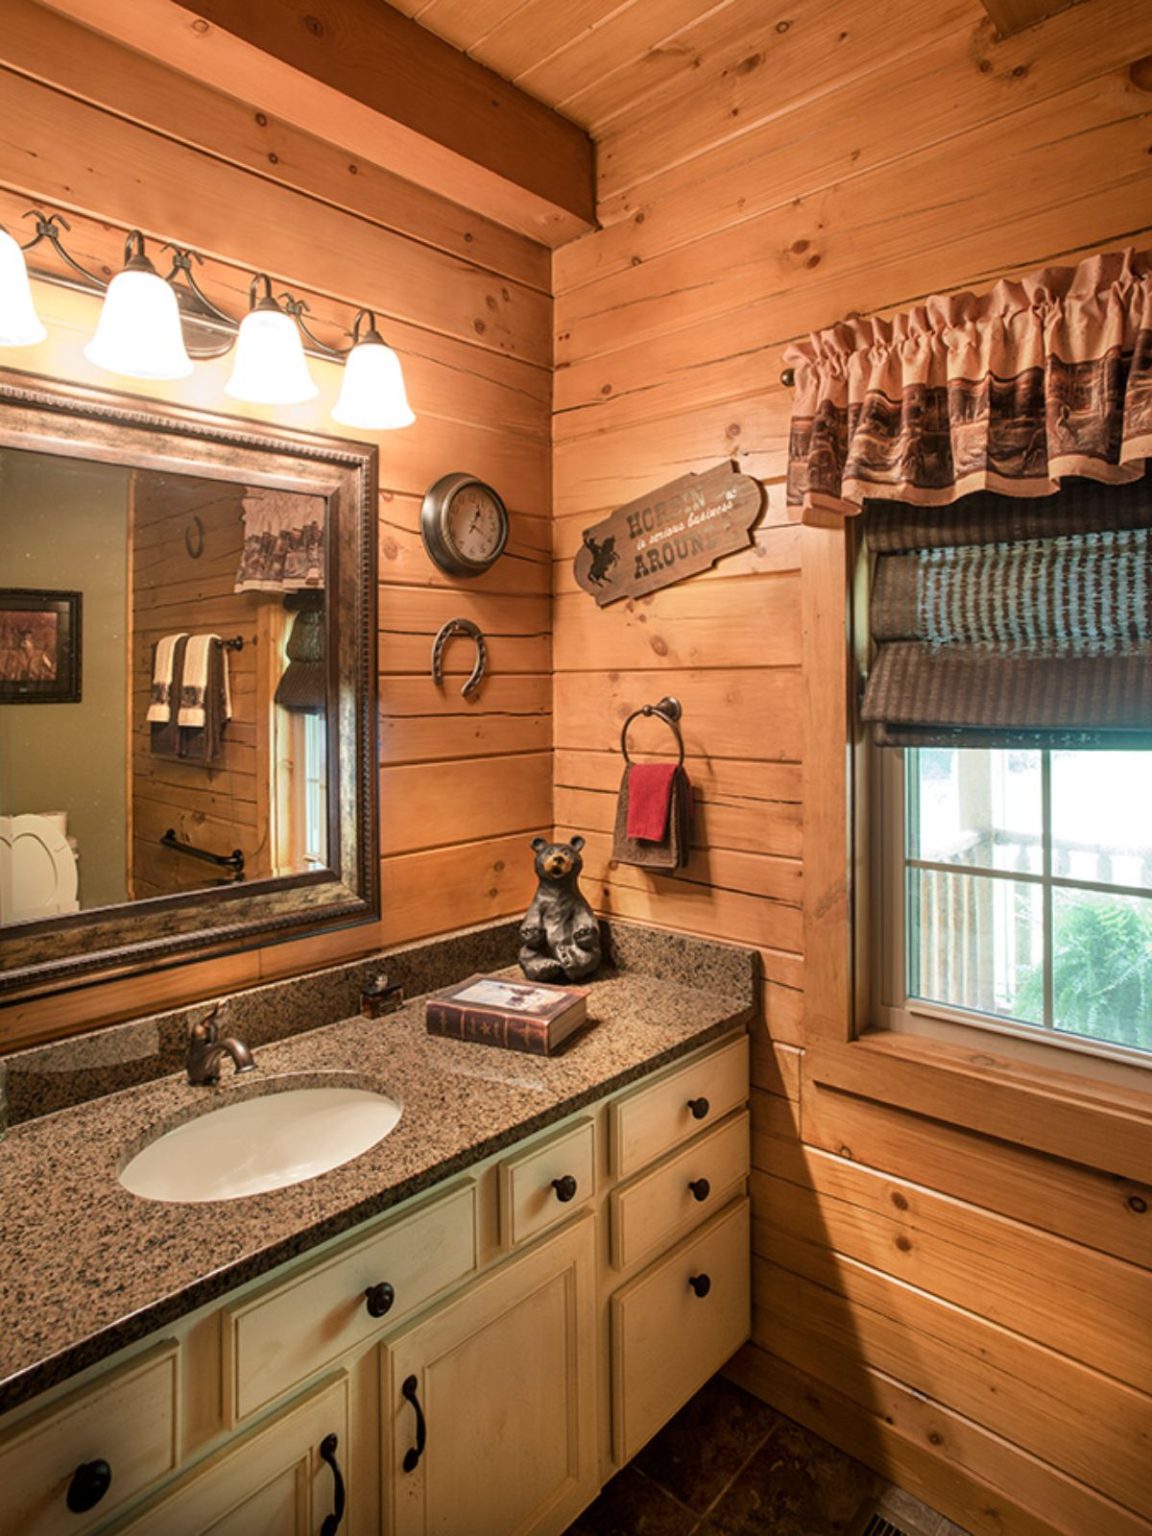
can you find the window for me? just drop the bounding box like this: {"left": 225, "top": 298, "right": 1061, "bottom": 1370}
{"left": 877, "top": 746, "right": 1152, "bottom": 1064}
{"left": 862, "top": 476, "right": 1152, "bottom": 1071}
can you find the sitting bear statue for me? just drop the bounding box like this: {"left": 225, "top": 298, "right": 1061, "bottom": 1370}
{"left": 518, "top": 835, "right": 602, "bottom": 983}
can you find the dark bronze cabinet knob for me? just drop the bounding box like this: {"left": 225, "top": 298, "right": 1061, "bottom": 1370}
{"left": 365, "top": 1281, "right": 396, "bottom": 1318}
{"left": 688, "top": 1273, "right": 712, "bottom": 1298}
{"left": 66, "top": 1459, "right": 112, "bottom": 1513}
{"left": 687, "top": 1096, "right": 710, "bottom": 1120}
{"left": 552, "top": 1174, "right": 578, "bottom": 1203}
{"left": 688, "top": 1177, "right": 711, "bottom": 1202}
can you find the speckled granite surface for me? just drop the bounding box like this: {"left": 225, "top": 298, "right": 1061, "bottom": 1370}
{"left": 0, "top": 922, "right": 755, "bottom": 1415}
{"left": 4, "top": 919, "right": 527, "bottom": 1125}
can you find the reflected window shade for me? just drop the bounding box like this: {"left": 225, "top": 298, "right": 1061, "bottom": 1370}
{"left": 274, "top": 598, "right": 325, "bottom": 713}
{"left": 235, "top": 487, "right": 326, "bottom": 593}
{"left": 862, "top": 474, "right": 1152, "bottom": 748}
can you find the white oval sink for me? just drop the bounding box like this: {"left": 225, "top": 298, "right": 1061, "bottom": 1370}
{"left": 120, "top": 1085, "right": 403, "bottom": 1203}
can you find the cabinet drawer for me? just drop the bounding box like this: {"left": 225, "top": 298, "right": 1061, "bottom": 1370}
{"left": 609, "top": 1035, "right": 748, "bottom": 1179}
{"left": 611, "top": 1109, "right": 749, "bottom": 1271}
{"left": 222, "top": 1180, "right": 477, "bottom": 1424}
{"left": 499, "top": 1117, "right": 595, "bottom": 1248}
{"left": 611, "top": 1197, "right": 750, "bottom": 1464}
{"left": 102, "top": 1373, "right": 348, "bottom": 1536}
{"left": 0, "top": 1342, "right": 178, "bottom": 1536}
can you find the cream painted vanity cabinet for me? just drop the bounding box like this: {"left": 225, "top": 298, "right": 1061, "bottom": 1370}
{"left": 0, "top": 1030, "right": 749, "bottom": 1536}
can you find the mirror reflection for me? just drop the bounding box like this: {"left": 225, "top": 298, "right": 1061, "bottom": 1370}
{"left": 0, "top": 446, "right": 329, "bottom": 925}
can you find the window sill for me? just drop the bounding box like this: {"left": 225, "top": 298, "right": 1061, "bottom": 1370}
{"left": 806, "top": 1029, "right": 1152, "bottom": 1179}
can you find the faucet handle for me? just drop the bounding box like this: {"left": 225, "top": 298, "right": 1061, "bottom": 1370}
{"left": 189, "top": 1001, "right": 222, "bottom": 1043}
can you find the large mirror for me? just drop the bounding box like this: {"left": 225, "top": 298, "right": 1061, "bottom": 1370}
{"left": 0, "top": 372, "right": 378, "bottom": 996}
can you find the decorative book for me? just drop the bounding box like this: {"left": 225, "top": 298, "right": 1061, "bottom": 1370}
{"left": 424, "top": 975, "right": 589, "bottom": 1056}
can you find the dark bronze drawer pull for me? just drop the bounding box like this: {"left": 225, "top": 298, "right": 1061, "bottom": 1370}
{"left": 552, "top": 1174, "right": 578, "bottom": 1203}
{"left": 402, "top": 1374, "right": 427, "bottom": 1473}
{"left": 687, "top": 1096, "right": 710, "bottom": 1120}
{"left": 688, "top": 1272, "right": 712, "bottom": 1298}
{"left": 66, "top": 1459, "right": 112, "bottom": 1513}
{"left": 319, "top": 1432, "right": 346, "bottom": 1534}
{"left": 365, "top": 1281, "right": 395, "bottom": 1318}
{"left": 688, "top": 1177, "right": 711, "bottom": 1202}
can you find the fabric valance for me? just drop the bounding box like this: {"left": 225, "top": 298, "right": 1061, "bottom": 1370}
{"left": 235, "top": 487, "right": 326, "bottom": 593}
{"left": 861, "top": 473, "right": 1152, "bottom": 749}
{"left": 785, "top": 249, "right": 1152, "bottom": 522}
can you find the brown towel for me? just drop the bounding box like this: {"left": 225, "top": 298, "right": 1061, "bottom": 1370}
{"left": 149, "top": 635, "right": 188, "bottom": 759}
{"left": 612, "top": 764, "right": 693, "bottom": 870}
{"left": 177, "top": 637, "right": 230, "bottom": 764}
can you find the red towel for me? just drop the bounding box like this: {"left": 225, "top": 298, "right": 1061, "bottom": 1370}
{"left": 626, "top": 763, "right": 678, "bottom": 841}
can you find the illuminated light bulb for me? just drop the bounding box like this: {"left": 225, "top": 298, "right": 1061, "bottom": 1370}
{"left": 0, "top": 225, "right": 47, "bottom": 346}
{"left": 83, "top": 230, "right": 193, "bottom": 380}
{"left": 332, "top": 309, "right": 415, "bottom": 430}
{"left": 225, "top": 274, "right": 317, "bottom": 405}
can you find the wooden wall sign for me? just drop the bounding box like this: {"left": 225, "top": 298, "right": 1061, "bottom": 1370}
{"left": 572, "top": 461, "right": 763, "bottom": 606}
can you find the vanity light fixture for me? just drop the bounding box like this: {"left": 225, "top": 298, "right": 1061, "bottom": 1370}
{"left": 225, "top": 274, "right": 318, "bottom": 406}
{"left": 332, "top": 309, "right": 415, "bottom": 429}
{"left": 0, "top": 223, "right": 47, "bottom": 346}
{"left": 84, "top": 230, "right": 194, "bottom": 381}
{"left": 1, "top": 208, "right": 415, "bottom": 427}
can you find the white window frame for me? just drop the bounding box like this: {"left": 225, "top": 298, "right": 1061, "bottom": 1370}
{"left": 872, "top": 743, "right": 1152, "bottom": 1082}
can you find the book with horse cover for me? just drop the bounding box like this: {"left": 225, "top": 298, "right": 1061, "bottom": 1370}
{"left": 424, "top": 974, "right": 589, "bottom": 1056}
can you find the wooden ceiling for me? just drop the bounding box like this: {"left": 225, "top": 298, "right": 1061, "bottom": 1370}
{"left": 385, "top": 0, "right": 1080, "bottom": 134}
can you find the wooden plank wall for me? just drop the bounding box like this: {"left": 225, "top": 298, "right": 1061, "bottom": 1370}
{"left": 551, "top": 3, "right": 1152, "bottom": 1533}
{"left": 130, "top": 473, "right": 272, "bottom": 898}
{"left": 0, "top": 49, "right": 552, "bottom": 1046}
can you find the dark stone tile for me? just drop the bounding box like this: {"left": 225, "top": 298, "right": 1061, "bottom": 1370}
{"left": 696, "top": 1416, "right": 883, "bottom": 1536}
{"left": 634, "top": 1376, "right": 786, "bottom": 1513}
{"left": 564, "top": 1466, "right": 697, "bottom": 1536}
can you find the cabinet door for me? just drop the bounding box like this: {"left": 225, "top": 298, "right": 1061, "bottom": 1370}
{"left": 381, "top": 1216, "right": 597, "bottom": 1536}
{"left": 101, "top": 1374, "right": 349, "bottom": 1536}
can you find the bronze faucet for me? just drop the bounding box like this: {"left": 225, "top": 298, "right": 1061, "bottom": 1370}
{"left": 186, "top": 1003, "right": 256, "bottom": 1085}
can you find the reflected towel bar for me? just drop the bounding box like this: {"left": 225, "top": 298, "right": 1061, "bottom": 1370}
{"left": 160, "top": 829, "right": 245, "bottom": 879}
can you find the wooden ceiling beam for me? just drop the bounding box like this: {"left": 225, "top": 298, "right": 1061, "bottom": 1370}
{"left": 37, "top": 0, "right": 596, "bottom": 246}
{"left": 974, "top": 0, "right": 1083, "bottom": 38}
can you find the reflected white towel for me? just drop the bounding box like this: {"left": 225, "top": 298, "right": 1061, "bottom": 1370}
{"left": 146, "top": 632, "right": 188, "bottom": 723}
{"left": 178, "top": 635, "right": 233, "bottom": 728}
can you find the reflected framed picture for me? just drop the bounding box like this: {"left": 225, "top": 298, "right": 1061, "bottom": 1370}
{"left": 0, "top": 589, "right": 82, "bottom": 703}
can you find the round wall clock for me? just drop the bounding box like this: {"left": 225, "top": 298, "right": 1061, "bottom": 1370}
{"left": 420, "top": 473, "right": 509, "bottom": 577}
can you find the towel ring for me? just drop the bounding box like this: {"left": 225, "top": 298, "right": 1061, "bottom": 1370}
{"left": 620, "top": 696, "right": 685, "bottom": 766}
{"left": 431, "top": 617, "right": 487, "bottom": 699}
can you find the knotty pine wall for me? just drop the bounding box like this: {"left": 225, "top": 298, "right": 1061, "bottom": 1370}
{"left": 0, "top": 57, "right": 552, "bottom": 1047}
{"left": 551, "top": 3, "right": 1152, "bottom": 1533}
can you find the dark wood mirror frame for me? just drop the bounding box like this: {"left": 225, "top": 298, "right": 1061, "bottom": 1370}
{"left": 0, "top": 369, "right": 379, "bottom": 1001}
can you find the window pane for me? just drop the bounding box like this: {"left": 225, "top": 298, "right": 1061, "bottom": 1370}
{"left": 1050, "top": 888, "right": 1152, "bottom": 1052}
{"left": 908, "top": 868, "right": 1043, "bottom": 1025}
{"left": 1050, "top": 752, "right": 1152, "bottom": 892}
{"left": 908, "top": 749, "right": 1043, "bottom": 874}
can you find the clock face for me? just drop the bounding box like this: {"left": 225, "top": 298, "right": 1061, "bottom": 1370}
{"left": 421, "top": 474, "right": 508, "bottom": 576}
{"left": 446, "top": 483, "right": 504, "bottom": 565}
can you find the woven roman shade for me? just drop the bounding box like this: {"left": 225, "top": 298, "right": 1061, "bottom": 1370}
{"left": 861, "top": 473, "right": 1152, "bottom": 747}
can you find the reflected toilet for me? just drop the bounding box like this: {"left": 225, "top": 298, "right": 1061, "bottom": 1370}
{"left": 0, "top": 812, "right": 80, "bottom": 923}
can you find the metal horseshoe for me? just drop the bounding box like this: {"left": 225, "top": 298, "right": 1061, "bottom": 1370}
{"left": 431, "top": 617, "right": 488, "bottom": 699}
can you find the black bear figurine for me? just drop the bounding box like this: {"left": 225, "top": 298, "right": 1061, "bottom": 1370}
{"left": 518, "top": 835, "right": 602, "bottom": 983}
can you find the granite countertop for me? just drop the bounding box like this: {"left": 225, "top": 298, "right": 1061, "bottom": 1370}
{"left": 0, "top": 941, "right": 755, "bottom": 1416}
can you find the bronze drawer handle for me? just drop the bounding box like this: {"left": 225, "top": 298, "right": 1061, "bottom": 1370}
{"left": 66, "top": 1459, "right": 112, "bottom": 1513}
{"left": 689, "top": 1272, "right": 712, "bottom": 1298}
{"left": 552, "top": 1174, "right": 578, "bottom": 1203}
{"left": 688, "top": 1177, "right": 711, "bottom": 1202}
{"left": 687, "top": 1096, "right": 710, "bottom": 1120}
{"left": 365, "top": 1281, "right": 396, "bottom": 1318}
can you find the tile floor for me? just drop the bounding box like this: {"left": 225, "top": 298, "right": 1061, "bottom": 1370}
{"left": 564, "top": 1376, "right": 972, "bottom": 1536}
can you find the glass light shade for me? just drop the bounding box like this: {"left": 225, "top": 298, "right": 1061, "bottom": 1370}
{"left": 84, "top": 267, "right": 193, "bottom": 380}
{"left": 0, "top": 226, "right": 47, "bottom": 346}
{"left": 225, "top": 308, "right": 318, "bottom": 405}
{"left": 332, "top": 336, "right": 415, "bottom": 429}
